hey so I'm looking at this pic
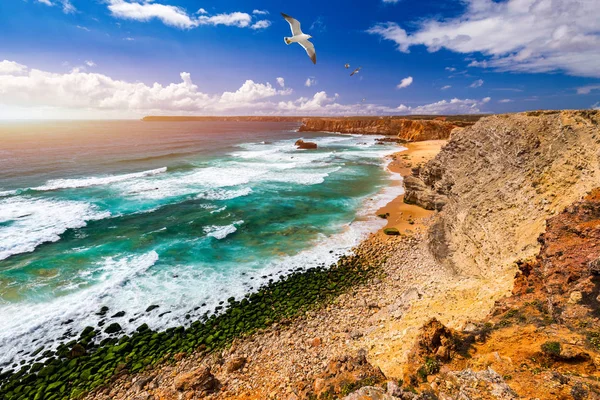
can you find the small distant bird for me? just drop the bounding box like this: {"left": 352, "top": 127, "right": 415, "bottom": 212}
{"left": 350, "top": 66, "right": 362, "bottom": 76}
{"left": 345, "top": 63, "right": 350, "bottom": 69}
{"left": 362, "top": 98, "right": 366, "bottom": 103}
{"left": 281, "top": 13, "right": 316, "bottom": 64}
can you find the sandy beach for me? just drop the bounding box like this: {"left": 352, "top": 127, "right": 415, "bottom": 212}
{"left": 376, "top": 140, "right": 446, "bottom": 238}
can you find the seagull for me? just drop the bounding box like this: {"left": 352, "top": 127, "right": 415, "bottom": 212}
{"left": 345, "top": 63, "right": 350, "bottom": 69}
{"left": 281, "top": 13, "right": 316, "bottom": 64}
{"left": 350, "top": 67, "right": 362, "bottom": 76}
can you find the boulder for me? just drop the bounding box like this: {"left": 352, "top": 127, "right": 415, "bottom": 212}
{"left": 225, "top": 356, "right": 247, "bottom": 373}
{"left": 295, "top": 139, "right": 318, "bottom": 149}
{"left": 383, "top": 228, "right": 400, "bottom": 236}
{"left": 173, "top": 366, "right": 219, "bottom": 395}
{"left": 104, "top": 323, "right": 122, "bottom": 334}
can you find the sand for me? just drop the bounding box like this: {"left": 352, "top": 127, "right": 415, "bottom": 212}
{"left": 376, "top": 140, "right": 446, "bottom": 237}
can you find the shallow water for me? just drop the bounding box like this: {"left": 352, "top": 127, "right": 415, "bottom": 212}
{"left": 0, "top": 121, "right": 402, "bottom": 365}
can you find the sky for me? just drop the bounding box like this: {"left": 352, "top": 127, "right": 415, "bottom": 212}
{"left": 0, "top": 0, "right": 598, "bottom": 119}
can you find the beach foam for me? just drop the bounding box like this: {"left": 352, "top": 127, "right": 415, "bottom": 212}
{"left": 0, "top": 197, "right": 111, "bottom": 260}
{"left": 33, "top": 167, "right": 167, "bottom": 191}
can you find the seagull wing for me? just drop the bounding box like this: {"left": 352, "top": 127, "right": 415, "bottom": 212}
{"left": 298, "top": 39, "right": 316, "bottom": 64}
{"left": 281, "top": 13, "right": 303, "bottom": 36}
{"left": 350, "top": 67, "right": 362, "bottom": 76}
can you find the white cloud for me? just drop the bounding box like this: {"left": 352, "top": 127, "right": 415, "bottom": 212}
{"left": 469, "top": 79, "right": 484, "bottom": 88}
{"left": 276, "top": 77, "right": 285, "bottom": 88}
{"left": 106, "top": 1, "right": 254, "bottom": 29}
{"left": 197, "top": 8, "right": 208, "bottom": 14}
{"left": 197, "top": 12, "right": 252, "bottom": 28}
{"left": 220, "top": 80, "right": 291, "bottom": 104}
{"left": 251, "top": 20, "right": 271, "bottom": 30}
{"left": 368, "top": 0, "right": 600, "bottom": 78}
{"left": 123, "top": 37, "right": 135, "bottom": 41}
{"left": 252, "top": 10, "right": 269, "bottom": 15}
{"left": 397, "top": 97, "right": 490, "bottom": 115}
{"left": 85, "top": 60, "right": 96, "bottom": 68}
{"left": 445, "top": 67, "right": 456, "bottom": 72}
{"left": 499, "top": 99, "right": 513, "bottom": 103}
{"left": 577, "top": 85, "right": 600, "bottom": 95}
{"left": 76, "top": 25, "right": 90, "bottom": 31}
{"left": 0, "top": 61, "right": 28, "bottom": 76}
{"left": 382, "top": 0, "right": 400, "bottom": 3}
{"left": 305, "top": 77, "right": 316, "bottom": 87}
{"left": 0, "top": 60, "right": 494, "bottom": 118}
{"left": 396, "top": 76, "right": 413, "bottom": 89}
{"left": 35, "top": 0, "right": 75, "bottom": 13}
{"left": 441, "top": 85, "right": 451, "bottom": 90}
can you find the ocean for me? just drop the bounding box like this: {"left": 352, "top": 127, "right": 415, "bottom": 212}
{"left": 0, "top": 120, "right": 402, "bottom": 366}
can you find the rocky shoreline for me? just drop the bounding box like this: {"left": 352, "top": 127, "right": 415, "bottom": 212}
{"left": 4, "top": 110, "right": 600, "bottom": 400}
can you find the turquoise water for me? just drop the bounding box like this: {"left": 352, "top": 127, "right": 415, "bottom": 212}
{"left": 0, "top": 121, "right": 402, "bottom": 365}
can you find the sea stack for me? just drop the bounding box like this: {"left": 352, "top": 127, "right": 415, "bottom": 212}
{"left": 295, "top": 139, "right": 318, "bottom": 149}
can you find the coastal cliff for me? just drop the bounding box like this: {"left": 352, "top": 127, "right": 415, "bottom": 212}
{"left": 408, "top": 110, "right": 600, "bottom": 279}
{"left": 298, "top": 117, "right": 461, "bottom": 141}
{"left": 5, "top": 111, "right": 600, "bottom": 400}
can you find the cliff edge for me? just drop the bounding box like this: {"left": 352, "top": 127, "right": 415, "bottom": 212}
{"left": 298, "top": 117, "right": 463, "bottom": 141}
{"left": 408, "top": 110, "right": 600, "bottom": 282}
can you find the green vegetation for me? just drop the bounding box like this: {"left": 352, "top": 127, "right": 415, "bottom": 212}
{"left": 0, "top": 254, "right": 381, "bottom": 400}
{"left": 383, "top": 227, "right": 400, "bottom": 236}
{"left": 541, "top": 341, "right": 562, "bottom": 356}
{"left": 417, "top": 357, "right": 440, "bottom": 382}
{"left": 339, "top": 376, "right": 381, "bottom": 396}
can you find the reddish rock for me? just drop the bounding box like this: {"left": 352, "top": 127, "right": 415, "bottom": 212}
{"left": 298, "top": 117, "right": 462, "bottom": 141}
{"left": 225, "top": 356, "right": 247, "bottom": 373}
{"left": 295, "top": 139, "right": 318, "bottom": 149}
{"left": 310, "top": 337, "right": 322, "bottom": 347}
{"left": 173, "top": 366, "right": 219, "bottom": 395}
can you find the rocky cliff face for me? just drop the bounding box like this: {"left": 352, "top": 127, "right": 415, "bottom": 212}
{"left": 407, "top": 111, "right": 600, "bottom": 282}
{"left": 298, "top": 118, "right": 458, "bottom": 141}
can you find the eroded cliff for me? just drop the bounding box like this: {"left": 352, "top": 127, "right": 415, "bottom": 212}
{"left": 407, "top": 110, "right": 600, "bottom": 282}
{"left": 298, "top": 117, "right": 467, "bottom": 141}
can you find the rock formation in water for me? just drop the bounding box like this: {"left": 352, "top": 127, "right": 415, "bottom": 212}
{"left": 295, "top": 139, "right": 318, "bottom": 149}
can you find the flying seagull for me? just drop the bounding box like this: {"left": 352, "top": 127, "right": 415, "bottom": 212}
{"left": 281, "top": 13, "right": 316, "bottom": 64}
{"left": 350, "top": 67, "right": 362, "bottom": 76}
{"left": 345, "top": 63, "right": 350, "bottom": 69}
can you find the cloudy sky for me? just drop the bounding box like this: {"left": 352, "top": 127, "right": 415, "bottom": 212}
{"left": 0, "top": 0, "right": 598, "bottom": 118}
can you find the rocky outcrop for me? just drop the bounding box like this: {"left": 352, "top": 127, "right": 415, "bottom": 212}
{"left": 295, "top": 139, "right": 318, "bottom": 149}
{"left": 407, "top": 111, "right": 600, "bottom": 282}
{"left": 402, "top": 176, "right": 447, "bottom": 211}
{"left": 299, "top": 118, "right": 458, "bottom": 141}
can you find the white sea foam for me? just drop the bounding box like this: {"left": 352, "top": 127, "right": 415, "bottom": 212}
{"left": 0, "top": 190, "right": 17, "bottom": 197}
{"left": 0, "top": 197, "right": 111, "bottom": 260}
{"left": 203, "top": 220, "right": 243, "bottom": 239}
{"left": 0, "top": 251, "right": 159, "bottom": 365}
{"left": 33, "top": 167, "right": 167, "bottom": 191}
{"left": 196, "top": 187, "right": 252, "bottom": 201}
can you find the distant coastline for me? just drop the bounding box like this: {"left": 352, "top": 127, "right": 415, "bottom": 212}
{"left": 141, "top": 115, "right": 487, "bottom": 124}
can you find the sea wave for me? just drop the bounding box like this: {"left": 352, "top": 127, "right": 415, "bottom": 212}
{"left": 0, "top": 251, "right": 159, "bottom": 365}
{"left": 0, "top": 197, "right": 111, "bottom": 261}
{"left": 203, "top": 220, "right": 243, "bottom": 239}
{"left": 32, "top": 167, "right": 167, "bottom": 191}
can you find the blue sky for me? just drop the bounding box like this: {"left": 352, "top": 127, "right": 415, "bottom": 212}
{"left": 0, "top": 0, "right": 598, "bottom": 118}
